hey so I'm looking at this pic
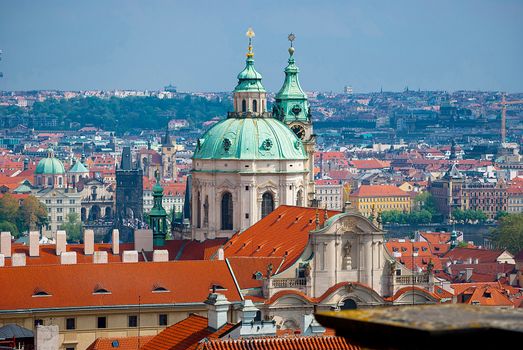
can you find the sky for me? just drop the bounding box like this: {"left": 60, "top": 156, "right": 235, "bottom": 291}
{"left": 0, "top": 0, "right": 522, "bottom": 93}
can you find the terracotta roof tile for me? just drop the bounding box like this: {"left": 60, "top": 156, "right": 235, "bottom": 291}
{"left": 223, "top": 206, "right": 339, "bottom": 271}
{"left": 87, "top": 336, "right": 154, "bottom": 350}
{"left": 196, "top": 336, "right": 360, "bottom": 350}
{"left": 0, "top": 260, "right": 242, "bottom": 311}
{"left": 141, "top": 314, "right": 235, "bottom": 350}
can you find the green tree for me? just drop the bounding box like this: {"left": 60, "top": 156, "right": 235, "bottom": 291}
{"left": 0, "top": 194, "right": 19, "bottom": 222}
{"left": 17, "top": 196, "right": 48, "bottom": 232}
{"left": 0, "top": 221, "right": 18, "bottom": 237}
{"left": 414, "top": 192, "right": 438, "bottom": 214}
{"left": 495, "top": 211, "right": 509, "bottom": 220}
{"left": 491, "top": 213, "right": 523, "bottom": 254}
{"left": 60, "top": 212, "right": 82, "bottom": 243}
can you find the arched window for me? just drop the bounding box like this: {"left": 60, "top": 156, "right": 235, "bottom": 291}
{"left": 340, "top": 298, "right": 357, "bottom": 310}
{"left": 203, "top": 195, "right": 209, "bottom": 227}
{"left": 47, "top": 177, "right": 52, "bottom": 186}
{"left": 296, "top": 189, "right": 303, "bottom": 207}
{"left": 253, "top": 99, "right": 258, "bottom": 112}
{"left": 221, "top": 192, "right": 233, "bottom": 230}
{"left": 58, "top": 177, "right": 63, "bottom": 186}
{"left": 242, "top": 99, "right": 247, "bottom": 112}
{"left": 261, "top": 192, "right": 274, "bottom": 218}
{"left": 196, "top": 191, "right": 201, "bottom": 228}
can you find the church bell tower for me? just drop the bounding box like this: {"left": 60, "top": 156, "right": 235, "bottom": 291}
{"left": 273, "top": 34, "right": 316, "bottom": 205}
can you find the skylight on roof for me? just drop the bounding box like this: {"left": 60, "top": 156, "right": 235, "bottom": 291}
{"left": 152, "top": 283, "right": 170, "bottom": 293}
{"left": 93, "top": 284, "right": 111, "bottom": 294}
{"left": 32, "top": 288, "right": 51, "bottom": 297}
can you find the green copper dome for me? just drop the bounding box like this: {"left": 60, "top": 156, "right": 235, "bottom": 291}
{"left": 193, "top": 116, "right": 307, "bottom": 160}
{"left": 35, "top": 150, "right": 65, "bottom": 175}
{"left": 234, "top": 57, "right": 266, "bottom": 93}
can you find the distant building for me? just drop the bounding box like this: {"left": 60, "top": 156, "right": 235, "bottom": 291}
{"left": 344, "top": 85, "right": 353, "bottom": 95}
{"left": 462, "top": 180, "right": 507, "bottom": 219}
{"left": 315, "top": 179, "right": 343, "bottom": 210}
{"left": 429, "top": 164, "right": 465, "bottom": 220}
{"left": 349, "top": 184, "right": 410, "bottom": 217}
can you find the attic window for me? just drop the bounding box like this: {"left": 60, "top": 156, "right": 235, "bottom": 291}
{"left": 422, "top": 247, "right": 428, "bottom": 252}
{"left": 253, "top": 271, "right": 263, "bottom": 280}
{"left": 401, "top": 247, "right": 407, "bottom": 252}
{"left": 93, "top": 285, "right": 111, "bottom": 294}
{"left": 152, "top": 284, "right": 170, "bottom": 293}
{"left": 392, "top": 247, "right": 399, "bottom": 252}
{"left": 483, "top": 292, "right": 492, "bottom": 298}
{"left": 33, "top": 288, "right": 51, "bottom": 297}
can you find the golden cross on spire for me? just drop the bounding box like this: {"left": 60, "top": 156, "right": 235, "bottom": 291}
{"left": 288, "top": 33, "right": 296, "bottom": 56}
{"left": 246, "top": 27, "right": 255, "bottom": 58}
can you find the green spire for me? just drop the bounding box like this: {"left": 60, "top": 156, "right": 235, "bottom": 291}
{"left": 149, "top": 170, "right": 168, "bottom": 246}
{"left": 274, "top": 33, "right": 310, "bottom": 123}
{"left": 234, "top": 27, "right": 265, "bottom": 93}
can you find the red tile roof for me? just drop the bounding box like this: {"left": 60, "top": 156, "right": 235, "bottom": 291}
{"left": 87, "top": 336, "right": 154, "bottom": 350}
{"left": 349, "top": 159, "right": 390, "bottom": 170}
{"left": 351, "top": 185, "right": 408, "bottom": 197}
{"left": 226, "top": 257, "right": 284, "bottom": 289}
{"left": 444, "top": 247, "right": 507, "bottom": 263}
{"left": 223, "top": 206, "right": 339, "bottom": 272}
{"left": 141, "top": 314, "right": 235, "bottom": 350}
{"left": 0, "top": 260, "right": 242, "bottom": 311}
{"left": 196, "top": 336, "right": 360, "bottom": 350}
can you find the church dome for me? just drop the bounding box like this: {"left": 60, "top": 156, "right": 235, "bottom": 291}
{"left": 193, "top": 116, "right": 307, "bottom": 160}
{"left": 35, "top": 150, "right": 65, "bottom": 175}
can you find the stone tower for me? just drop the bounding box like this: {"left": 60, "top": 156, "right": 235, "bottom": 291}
{"left": 161, "top": 124, "right": 177, "bottom": 180}
{"left": 273, "top": 34, "right": 316, "bottom": 206}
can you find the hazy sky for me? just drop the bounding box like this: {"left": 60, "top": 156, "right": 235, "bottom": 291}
{"left": 0, "top": 0, "right": 522, "bottom": 92}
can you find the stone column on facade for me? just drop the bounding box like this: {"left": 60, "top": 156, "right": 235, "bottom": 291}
{"left": 364, "top": 237, "right": 373, "bottom": 287}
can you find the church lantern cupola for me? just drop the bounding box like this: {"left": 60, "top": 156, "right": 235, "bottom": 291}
{"left": 232, "top": 28, "right": 267, "bottom": 116}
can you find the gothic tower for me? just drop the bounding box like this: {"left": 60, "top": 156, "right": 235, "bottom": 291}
{"left": 161, "top": 124, "right": 177, "bottom": 180}
{"left": 273, "top": 34, "right": 316, "bottom": 206}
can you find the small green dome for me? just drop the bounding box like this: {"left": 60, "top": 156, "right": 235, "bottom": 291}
{"left": 234, "top": 57, "right": 265, "bottom": 93}
{"left": 35, "top": 151, "right": 65, "bottom": 175}
{"left": 193, "top": 116, "right": 307, "bottom": 160}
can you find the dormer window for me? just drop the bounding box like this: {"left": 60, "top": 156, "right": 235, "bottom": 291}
{"left": 152, "top": 283, "right": 170, "bottom": 293}
{"left": 210, "top": 284, "right": 227, "bottom": 292}
{"left": 93, "top": 284, "right": 111, "bottom": 294}
{"left": 33, "top": 288, "right": 51, "bottom": 297}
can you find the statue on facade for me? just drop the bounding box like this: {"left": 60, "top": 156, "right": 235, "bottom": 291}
{"left": 343, "top": 240, "right": 352, "bottom": 270}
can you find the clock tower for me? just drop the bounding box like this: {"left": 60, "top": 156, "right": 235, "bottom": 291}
{"left": 273, "top": 34, "right": 315, "bottom": 205}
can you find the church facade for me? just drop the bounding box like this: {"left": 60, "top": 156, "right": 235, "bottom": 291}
{"left": 190, "top": 31, "right": 315, "bottom": 241}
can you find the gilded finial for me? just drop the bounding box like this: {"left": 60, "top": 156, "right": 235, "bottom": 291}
{"left": 288, "top": 33, "right": 295, "bottom": 56}
{"left": 246, "top": 27, "right": 255, "bottom": 58}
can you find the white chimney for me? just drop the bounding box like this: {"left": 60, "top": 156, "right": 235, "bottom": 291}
{"left": 0, "top": 254, "right": 4, "bottom": 267}
{"left": 93, "top": 251, "right": 108, "bottom": 264}
{"left": 12, "top": 253, "right": 26, "bottom": 267}
{"left": 474, "top": 258, "right": 479, "bottom": 264}
{"left": 153, "top": 250, "right": 169, "bottom": 262}
{"left": 0, "top": 232, "right": 12, "bottom": 258}
{"left": 112, "top": 229, "right": 120, "bottom": 255}
{"left": 205, "top": 293, "right": 230, "bottom": 330}
{"left": 217, "top": 248, "right": 224, "bottom": 260}
{"left": 60, "top": 251, "right": 77, "bottom": 265}
{"left": 122, "top": 250, "right": 138, "bottom": 263}
{"left": 467, "top": 257, "right": 472, "bottom": 264}
{"left": 29, "top": 231, "right": 40, "bottom": 257}
{"left": 84, "top": 229, "right": 94, "bottom": 255}
{"left": 56, "top": 230, "right": 67, "bottom": 256}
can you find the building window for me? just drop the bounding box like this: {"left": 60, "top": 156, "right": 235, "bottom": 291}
{"left": 66, "top": 318, "right": 75, "bottom": 330}
{"left": 34, "top": 319, "right": 44, "bottom": 328}
{"left": 69, "top": 208, "right": 75, "bottom": 213}
{"left": 253, "top": 99, "right": 258, "bottom": 112}
{"left": 57, "top": 207, "right": 63, "bottom": 213}
{"left": 57, "top": 199, "right": 63, "bottom": 204}
{"left": 159, "top": 314, "right": 168, "bottom": 326}
{"left": 57, "top": 216, "right": 63, "bottom": 222}
{"left": 97, "top": 316, "right": 107, "bottom": 329}
{"left": 45, "top": 199, "right": 51, "bottom": 204}
{"left": 242, "top": 99, "right": 247, "bottom": 112}
{"left": 261, "top": 192, "right": 274, "bottom": 218}
{"left": 128, "top": 315, "right": 138, "bottom": 328}
{"left": 221, "top": 192, "right": 233, "bottom": 230}
{"left": 66, "top": 347, "right": 75, "bottom": 350}
{"left": 70, "top": 199, "right": 75, "bottom": 204}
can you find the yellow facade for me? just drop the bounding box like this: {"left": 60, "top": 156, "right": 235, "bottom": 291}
{"left": 349, "top": 194, "right": 411, "bottom": 217}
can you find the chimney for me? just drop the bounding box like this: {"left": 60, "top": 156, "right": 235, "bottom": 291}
{"left": 112, "top": 229, "right": 120, "bottom": 255}
{"left": 0, "top": 254, "right": 4, "bottom": 267}
{"left": 474, "top": 258, "right": 479, "bottom": 264}
{"left": 60, "top": 252, "right": 77, "bottom": 265}
{"left": 56, "top": 230, "right": 67, "bottom": 255}
{"left": 465, "top": 267, "right": 473, "bottom": 282}
{"left": 93, "top": 251, "right": 108, "bottom": 264}
{"left": 467, "top": 257, "right": 472, "bottom": 264}
{"left": 84, "top": 229, "right": 94, "bottom": 255}
{"left": 134, "top": 229, "right": 153, "bottom": 252}
{"left": 205, "top": 293, "right": 230, "bottom": 330}
{"left": 12, "top": 253, "right": 26, "bottom": 267}
{"left": 152, "top": 249, "right": 169, "bottom": 262}
{"left": 29, "top": 231, "right": 40, "bottom": 257}
{"left": 122, "top": 250, "right": 138, "bottom": 263}
{"left": 217, "top": 248, "right": 224, "bottom": 261}
{"left": 1, "top": 232, "right": 12, "bottom": 258}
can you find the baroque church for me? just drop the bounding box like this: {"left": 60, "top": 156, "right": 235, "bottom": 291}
{"left": 191, "top": 30, "right": 315, "bottom": 241}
